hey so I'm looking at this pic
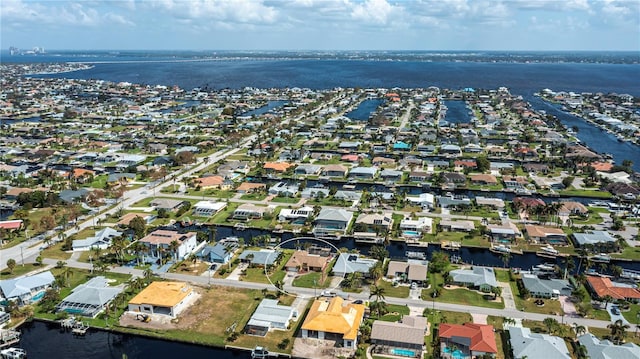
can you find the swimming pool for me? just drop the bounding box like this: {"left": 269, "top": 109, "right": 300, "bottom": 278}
{"left": 31, "top": 291, "right": 45, "bottom": 301}
{"left": 403, "top": 230, "right": 420, "bottom": 237}
{"left": 442, "top": 347, "right": 465, "bottom": 359}
{"left": 391, "top": 348, "right": 415, "bottom": 357}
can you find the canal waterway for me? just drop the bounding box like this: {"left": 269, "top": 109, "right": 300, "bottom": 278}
{"left": 18, "top": 320, "right": 239, "bottom": 359}
{"left": 240, "top": 100, "right": 288, "bottom": 117}
{"left": 443, "top": 100, "right": 472, "bottom": 124}
{"left": 345, "top": 99, "right": 384, "bottom": 121}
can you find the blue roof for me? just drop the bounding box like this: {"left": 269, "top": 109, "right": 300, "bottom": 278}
{"left": 0, "top": 271, "right": 55, "bottom": 299}
{"left": 238, "top": 249, "right": 281, "bottom": 266}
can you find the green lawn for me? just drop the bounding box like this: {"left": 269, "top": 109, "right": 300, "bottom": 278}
{"left": 292, "top": 271, "right": 331, "bottom": 288}
{"left": 270, "top": 196, "right": 300, "bottom": 204}
{"left": 240, "top": 193, "right": 268, "bottom": 201}
{"left": 376, "top": 280, "right": 410, "bottom": 298}
{"left": 242, "top": 266, "right": 286, "bottom": 285}
{"left": 558, "top": 189, "right": 613, "bottom": 199}
{"left": 0, "top": 263, "right": 44, "bottom": 279}
{"left": 40, "top": 241, "right": 72, "bottom": 261}
{"left": 375, "top": 303, "right": 410, "bottom": 322}
{"left": 495, "top": 269, "right": 511, "bottom": 282}
{"left": 611, "top": 246, "right": 640, "bottom": 261}
{"left": 422, "top": 272, "right": 504, "bottom": 309}
{"left": 509, "top": 281, "right": 563, "bottom": 315}
{"left": 211, "top": 202, "right": 240, "bottom": 224}
{"left": 622, "top": 303, "right": 640, "bottom": 327}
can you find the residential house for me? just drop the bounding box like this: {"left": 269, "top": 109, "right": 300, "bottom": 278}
{"left": 524, "top": 225, "right": 568, "bottom": 245}
{"left": 333, "top": 253, "right": 378, "bottom": 277}
{"left": 313, "top": 208, "right": 354, "bottom": 237}
{"left": 439, "top": 323, "right": 498, "bottom": 358}
{"left": 503, "top": 176, "right": 530, "bottom": 191}
{"left": 571, "top": 231, "right": 619, "bottom": 252}
{"left": 285, "top": 250, "right": 332, "bottom": 273}
{"left": 0, "top": 271, "right": 55, "bottom": 305}
{"left": 487, "top": 222, "right": 521, "bottom": 242}
{"left": 57, "top": 276, "right": 125, "bottom": 318}
{"left": 370, "top": 316, "right": 428, "bottom": 354}
{"left": 300, "top": 187, "right": 330, "bottom": 199}
{"left": 322, "top": 164, "right": 348, "bottom": 177}
{"left": 238, "top": 249, "right": 282, "bottom": 268}
{"left": 577, "top": 333, "right": 640, "bottom": 359}
{"left": 449, "top": 266, "right": 498, "bottom": 291}
{"left": 408, "top": 171, "right": 429, "bottom": 182}
{"left": 263, "top": 162, "right": 294, "bottom": 173}
{"left": 233, "top": 204, "right": 274, "bottom": 220}
{"left": 199, "top": 241, "right": 238, "bottom": 264}
{"left": 586, "top": 275, "right": 640, "bottom": 303}
{"left": 399, "top": 217, "right": 433, "bottom": 236}
{"left": 442, "top": 172, "right": 467, "bottom": 187}
{"left": 139, "top": 230, "right": 197, "bottom": 261}
{"left": 521, "top": 273, "right": 572, "bottom": 299}
{"left": 150, "top": 198, "right": 184, "bottom": 212}
{"left": 475, "top": 197, "right": 505, "bottom": 209}
{"left": 349, "top": 166, "right": 378, "bottom": 180}
{"left": 437, "top": 195, "right": 471, "bottom": 209}
{"left": 268, "top": 182, "right": 299, "bottom": 197}
{"left": 294, "top": 164, "right": 322, "bottom": 176}
{"left": 128, "top": 281, "right": 196, "bottom": 318}
{"left": 380, "top": 169, "right": 403, "bottom": 182}
{"left": 508, "top": 326, "right": 571, "bottom": 359}
{"left": 439, "top": 219, "right": 475, "bottom": 232}
{"left": 559, "top": 202, "right": 588, "bottom": 216}
{"left": 194, "top": 175, "right": 228, "bottom": 190}
{"left": 72, "top": 227, "right": 123, "bottom": 251}
{"left": 470, "top": 174, "right": 498, "bottom": 186}
{"left": 192, "top": 201, "right": 226, "bottom": 217}
{"left": 301, "top": 297, "right": 365, "bottom": 349}
{"left": 440, "top": 144, "right": 462, "bottom": 157}
{"left": 245, "top": 299, "right": 298, "bottom": 335}
{"left": 386, "top": 260, "right": 429, "bottom": 286}
{"left": 407, "top": 193, "right": 435, "bottom": 209}
{"left": 353, "top": 211, "right": 393, "bottom": 235}
{"left": 278, "top": 206, "right": 313, "bottom": 223}
{"left": 117, "top": 213, "right": 155, "bottom": 226}
{"left": 236, "top": 182, "right": 266, "bottom": 193}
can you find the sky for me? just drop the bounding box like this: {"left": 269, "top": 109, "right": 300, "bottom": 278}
{"left": 1, "top": 0, "right": 639, "bottom": 51}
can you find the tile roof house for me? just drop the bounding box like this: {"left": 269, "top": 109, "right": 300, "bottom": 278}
{"left": 371, "top": 316, "right": 428, "bottom": 352}
{"left": 301, "top": 297, "right": 365, "bottom": 349}
{"left": 0, "top": 271, "right": 55, "bottom": 305}
{"left": 245, "top": 299, "right": 298, "bottom": 335}
{"left": 449, "top": 266, "right": 498, "bottom": 291}
{"left": 194, "top": 175, "right": 226, "bottom": 189}
{"left": 263, "top": 162, "right": 294, "bottom": 173}
{"left": 285, "top": 250, "right": 332, "bottom": 273}
{"left": 524, "top": 225, "right": 568, "bottom": 244}
{"left": 521, "top": 273, "right": 573, "bottom": 299}
{"left": 586, "top": 275, "right": 640, "bottom": 302}
{"left": 57, "top": 276, "right": 125, "bottom": 318}
{"left": 571, "top": 231, "right": 618, "bottom": 252}
{"left": 508, "top": 326, "right": 571, "bottom": 359}
{"left": 128, "top": 281, "right": 195, "bottom": 318}
{"left": 333, "top": 253, "right": 378, "bottom": 277}
{"left": 577, "top": 333, "right": 640, "bottom": 359}
{"left": 439, "top": 323, "right": 498, "bottom": 358}
{"left": 72, "top": 227, "right": 123, "bottom": 251}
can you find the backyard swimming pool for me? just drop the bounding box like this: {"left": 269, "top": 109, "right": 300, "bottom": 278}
{"left": 442, "top": 346, "right": 466, "bottom": 359}
{"left": 402, "top": 230, "right": 420, "bottom": 237}
{"left": 391, "top": 348, "right": 416, "bottom": 357}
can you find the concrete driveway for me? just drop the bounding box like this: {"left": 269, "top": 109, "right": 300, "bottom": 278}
{"left": 606, "top": 303, "right": 629, "bottom": 324}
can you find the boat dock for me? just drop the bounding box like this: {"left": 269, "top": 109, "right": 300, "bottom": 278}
{"left": 60, "top": 317, "right": 89, "bottom": 335}
{"left": 224, "top": 345, "right": 290, "bottom": 358}
{"left": 0, "top": 330, "right": 20, "bottom": 349}
{"left": 441, "top": 241, "right": 461, "bottom": 250}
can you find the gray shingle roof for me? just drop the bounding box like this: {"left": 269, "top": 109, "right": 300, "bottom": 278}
{"left": 578, "top": 333, "right": 640, "bottom": 359}
{"left": 334, "top": 253, "right": 378, "bottom": 275}
{"left": 509, "top": 326, "right": 571, "bottom": 359}
{"left": 0, "top": 271, "right": 55, "bottom": 298}
{"left": 450, "top": 266, "right": 497, "bottom": 288}
{"left": 521, "top": 274, "right": 572, "bottom": 297}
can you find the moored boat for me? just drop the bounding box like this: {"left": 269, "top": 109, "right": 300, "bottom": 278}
{"left": 589, "top": 253, "right": 611, "bottom": 263}
{"left": 536, "top": 244, "right": 559, "bottom": 258}
{"left": 0, "top": 348, "right": 27, "bottom": 359}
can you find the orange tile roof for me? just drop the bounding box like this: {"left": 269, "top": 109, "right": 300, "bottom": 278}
{"left": 195, "top": 175, "right": 224, "bottom": 187}
{"left": 439, "top": 323, "right": 497, "bottom": 354}
{"left": 586, "top": 275, "right": 640, "bottom": 300}
{"left": 72, "top": 168, "right": 95, "bottom": 178}
{"left": 263, "top": 162, "right": 293, "bottom": 172}
{"left": 236, "top": 182, "right": 266, "bottom": 192}
{"left": 0, "top": 220, "right": 22, "bottom": 230}
{"left": 341, "top": 154, "right": 359, "bottom": 162}
{"left": 524, "top": 224, "right": 565, "bottom": 238}
{"left": 302, "top": 297, "right": 365, "bottom": 340}
{"left": 589, "top": 162, "right": 614, "bottom": 172}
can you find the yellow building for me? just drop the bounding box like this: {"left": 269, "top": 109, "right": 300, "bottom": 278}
{"left": 128, "top": 281, "right": 195, "bottom": 318}
{"left": 301, "top": 297, "right": 365, "bottom": 349}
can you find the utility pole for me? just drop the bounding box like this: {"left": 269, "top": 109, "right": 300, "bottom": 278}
{"left": 20, "top": 246, "right": 24, "bottom": 266}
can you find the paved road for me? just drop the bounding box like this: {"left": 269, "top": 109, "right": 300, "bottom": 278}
{"left": 38, "top": 256, "right": 615, "bottom": 330}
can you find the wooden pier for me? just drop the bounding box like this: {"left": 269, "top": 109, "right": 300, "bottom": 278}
{"left": 0, "top": 330, "right": 20, "bottom": 349}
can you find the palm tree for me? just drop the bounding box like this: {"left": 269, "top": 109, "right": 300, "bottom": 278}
{"left": 608, "top": 319, "right": 630, "bottom": 344}
{"left": 61, "top": 266, "right": 74, "bottom": 287}
{"left": 572, "top": 323, "right": 586, "bottom": 339}
{"left": 369, "top": 284, "right": 386, "bottom": 303}
{"left": 143, "top": 268, "right": 154, "bottom": 283}
{"left": 368, "top": 263, "right": 384, "bottom": 282}
{"left": 168, "top": 240, "right": 180, "bottom": 262}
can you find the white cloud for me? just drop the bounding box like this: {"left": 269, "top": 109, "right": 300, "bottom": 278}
{"left": 350, "top": 0, "right": 396, "bottom": 24}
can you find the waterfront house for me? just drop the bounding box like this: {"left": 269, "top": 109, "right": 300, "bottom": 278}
{"left": 300, "top": 187, "right": 330, "bottom": 199}
{"left": 380, "top": 169, "right": 403, "bottom": 182}
{"left": 313, "top": 208, "right": 354, "bottom": 237}
{"left": 284, "top": 250, "right": 332, "bottom": 273}
{"left": 322, "top": 164, "right": 348, "bottom": 177}
{"left": 263, "top": 161, "right": 293, "bottom": 173}
{"left": 440, "top": 144, "right": 462, "bottom": 157}
{"left": 439, "top": 323, "right": 497, "bottom": 358}
{"left": 558, "top": 202, "right": 588, "bottom": 216}
{"left": 333, "top": 253, "right": 378, "bottom": 277}
{"left": 185, "top": 200, "right": 223, "bottom": 217}
{"left": 301, "top": 297, "right": 365, "bottom": 349}
{"left": 470, "top": 174, "right": 498, "bottom": 186}
{"left": 586, "top": 275, "right": 640, "bottom": 303}
{"left": 128, "top": 281, "right": 195, "bottom": 318}
{"left": 524, "top": 225, "right": 567, "bottom": 245}
{"left": 353, "top": 211, "right": 393, "bottom": 235}
{"left": 268, "top": 181, "right": 299, "bottom": 197}
{"left": 406, "top": 193, "right": 435, "bottom": 209}
{"left": 238, "top": 249, "right": 282, "bottom": 268}
{"left": 370, "top": 316, "right": 428, "bottom": 355}
{"left": 508, "top": 326, "right": 571, "bottom": 359}
{"left": 408, "top": 171, "right": 429, "bottom": 182}
{"left": 437, "top": 195, "right": 472, "bottom": 209}
{"left": 571, "top": 230, "right": 619, "bottom": 252}
{"left": 72, "top": 227, "right": 123, "bottom": 251}
{"left": 57, "top": 276, "right": 125, "bottom": 318}
{"left": 0, "top": 271, "right": 55, "bottom": 305}
{"left": 399, "top": 217, "right": 433, "bottom": 236}
{"left": 245, "top": 299, "right": 298, "bottom": 335}
{"left": 386, "top": 260, "right": 429, "bottom": 286}
{"left": 278, "top": 206, "right": 313, "bottom": 222}
{"left": 577, "top": 333, "right": 640, "bottom": 359}
{"left": 199, "top": 241, "right": 238, "bottom": 264}
{"left": 349, "top": 166, "right": 378, "bottom": 180}
{"left": 193, "top": 175, "right": 226, "bottom": 190}
{"left": 439, "top": 219, "right": 475, "bottom": 232}
{"left": 235, "top": 182, "right": 266, "bottom": 194}
{"left": 150, "top": 198, "right": 184, "bottom": 212}
{"left": 475, "top": 197, "right": 505, "bottom": 209}
{"left": 487, "top": 222, "right": 521, "bottom": 242}
{"left": 521, "top": 273, "right": 572, "bottom": 299}
{"left": 449, "top": 266, "right": 498, "bottom": 291}
{"left": 139, "top": 230, "right": 197, "bottom": 261}
{"left": 232, "top": 204, "right": 273, "bottom": 220}
{"left": 294, "top": 164, "right": 322, "bottom": 176}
